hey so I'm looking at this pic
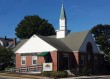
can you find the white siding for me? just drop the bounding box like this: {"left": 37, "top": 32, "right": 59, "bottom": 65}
{"left": 60, "top": 19, "right": 66, "bottom": 27}
{"left": 15, "top": 35, "right": 57, "bottom": 53}
{"left": 56, "top": 30, "right": 66, "bottom": 38}
{"left": 79, "top": 32, "right": 99, "bottom": 54}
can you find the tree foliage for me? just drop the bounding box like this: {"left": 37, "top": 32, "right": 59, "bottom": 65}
{"left": 0, "top": 46, "right": 14, "bottom": 70}
{"left": 91, "top": 24, "right": 110, "bottom": 55}
{"left": 15, "top": 15, "right": 56, "bottom": 39}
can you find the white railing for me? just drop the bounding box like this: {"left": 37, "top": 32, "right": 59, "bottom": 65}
{"left": 5, "top": 65, "right": 43, "bottom": 73}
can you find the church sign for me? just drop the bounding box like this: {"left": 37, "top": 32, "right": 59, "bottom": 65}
{"left": 43, "top": 63, "right": 53, "bottom": 71}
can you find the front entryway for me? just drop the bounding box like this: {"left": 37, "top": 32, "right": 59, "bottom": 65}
{"left": 62, "top": 54, "right": 69, "bottom": 70}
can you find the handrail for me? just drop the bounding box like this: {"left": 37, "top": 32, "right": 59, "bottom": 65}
{"left": 5, "top": 65, "right": 43, "bottom": 73}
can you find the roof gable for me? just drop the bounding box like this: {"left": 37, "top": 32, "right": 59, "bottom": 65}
{"left": 15, "top": 35, "right": 57, "bottom": 53}
{"left": 14, "top": 31, "right": 99, "bottom": 53}
{"left": 79, "top": 31, "right": 99, "bottom": 53}
{"left": 58, "top": 31, "right": 89, "bottom": 51}
{"left": 12, "top": 39, "right": 28, "bottom": 52}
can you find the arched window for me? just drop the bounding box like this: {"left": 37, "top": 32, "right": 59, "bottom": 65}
{"left": 86, "top": 42, "right": 93, "bottom": 53}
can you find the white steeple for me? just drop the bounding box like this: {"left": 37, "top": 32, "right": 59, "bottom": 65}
{"left": 56, "top": 4, "right": 67, "bottom": 38}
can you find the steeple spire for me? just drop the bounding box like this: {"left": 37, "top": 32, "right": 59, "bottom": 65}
{"left": 60, "top": 4, "right": 66, "bottom": 19}
{"left": 56, "top": 3, "right": 68, "bottom": 38}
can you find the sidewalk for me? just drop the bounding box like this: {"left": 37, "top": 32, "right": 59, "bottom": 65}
{"left": 60, "top": 75, "right": 107, "bottom": 79}
{"left": 0, "top": 72, "right": 110, "bottom": 79}
{"left": 0, "top": 72, "right": 54, "bottom": 79}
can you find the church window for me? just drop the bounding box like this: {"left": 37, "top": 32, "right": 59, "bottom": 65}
{"left": 86, "top": 42, "right": 93, "bottom": 53}
{"left": 21, "top": 56, "right": 26, "bottom": 65}
{"left": 32, "top": 56, "right": 37, "bottom": 65}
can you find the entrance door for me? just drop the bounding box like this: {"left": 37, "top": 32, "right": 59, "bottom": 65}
{"left": 62, "top": 56, "right": 69, "bottom": 70}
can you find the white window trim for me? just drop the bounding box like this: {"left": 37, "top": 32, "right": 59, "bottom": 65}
{"left": 32, "top": 56, "right": 37, "bottom": 65}
{"left": 21, "top": 56, "right": 26, "bottom": 65}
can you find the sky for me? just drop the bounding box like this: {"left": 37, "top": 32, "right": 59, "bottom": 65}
{"left": 0, "top": 0, "right": 110, "bottom": 38}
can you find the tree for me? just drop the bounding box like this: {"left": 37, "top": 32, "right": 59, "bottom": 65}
{"left": 15, "top": 15, "right": 56, "bottom": 39}
{"left": 91, "top": 24, "right": 110, "bottom": 54}
{"left": 91, "top": 24, "right": 110, "bottom": 62}
{"left": 0, "top": 46, "right": 14, "bottom": 70}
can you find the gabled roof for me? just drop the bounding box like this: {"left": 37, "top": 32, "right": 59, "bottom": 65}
{"left": 49, "top": 31, "right": 89, "bottom": 51}
{"left": 0, "top": 37, "right": 15, "bottom": 48}
{"left": 13, "top": 31, "right": 89, "bottom": 53}
{"left": 38, "top": 35, "right": 71, "bottom": 52}
{"left": 12, "top": 39, "right": 28, "bottom": 52}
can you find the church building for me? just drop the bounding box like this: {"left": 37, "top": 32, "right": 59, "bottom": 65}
{"left": 13, "top": 4, "right": 104, "bottom": 74}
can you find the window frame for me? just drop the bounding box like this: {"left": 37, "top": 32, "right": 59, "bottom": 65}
{"left": 32, "top": 56, "right": 37, "bottom": 65}
{"left": 21, "top": 56, "right": 26, "bottom": 65}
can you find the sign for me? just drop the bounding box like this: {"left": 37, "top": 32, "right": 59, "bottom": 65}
{"left": 43, "top": 63, "right": 52, "bottom": 71}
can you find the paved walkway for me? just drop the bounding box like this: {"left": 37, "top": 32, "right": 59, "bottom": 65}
{"left": 0, "top": 73, "right": 53, "bottom": 79}
{"left": 0, "top": 72, "right": 110, "bottom": 79}
{"left": 60, "top": 75, "right": 109, "bottom": 79}
{"left": 0, "top": 75, "right": 109, "bottom": 79}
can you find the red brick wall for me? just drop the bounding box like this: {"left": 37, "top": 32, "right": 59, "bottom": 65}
{"left": 16, "top": 54, "right": 33, "bottom": 68}
{"left": 50, "top": 51, "right": 57, "bottom": 71}
{"left": 26, "top": 55, "right": 32, "bottom": 66}
{"left": 16, "top": 52, "right": 58, "bottom": 71}
{"left": 74, "top": 52, "right": 79, "bottom": 65}
{"left": 37, "top": 57, "right": 45, "bottom": 65}
{"left": 16, "top": 53, "right": 21, "bottom": 68}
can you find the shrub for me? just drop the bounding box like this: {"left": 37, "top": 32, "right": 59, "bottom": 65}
{"left": 0, "top": 63, "right": 15, "bottom": 71}
{"left": 79, "top": 67, "right": 92, "bottom": 76}
{"left": 42, "top": 71, "right": 68, "bottom": 78}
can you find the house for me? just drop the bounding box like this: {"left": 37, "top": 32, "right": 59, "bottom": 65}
{"left": 0, "top": 36, "right": 16, "bottom": 69}
{"left": 13, "top": 4, "right": 104, "bottom": 74}
{"left": 0, "top": 36, "right": 16, "bottom": 48}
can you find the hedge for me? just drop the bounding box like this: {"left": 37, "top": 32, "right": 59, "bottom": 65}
{"left": 42, "top": 71, "right": 68, "bottom": 78}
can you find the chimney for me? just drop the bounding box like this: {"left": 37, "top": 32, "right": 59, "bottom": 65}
{"left": 13, "top": 38, "right": 17, "bottom": 47}
{"left": 5, "top": 36, "right": 7, "bottom": 40}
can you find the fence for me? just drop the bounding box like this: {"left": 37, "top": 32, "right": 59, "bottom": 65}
{"left": 5, "top": 65, "right": 43, "bottom": 73}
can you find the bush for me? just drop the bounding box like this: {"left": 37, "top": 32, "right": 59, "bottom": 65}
{"left": 79, "top": 67, "right": 92, "bottom": 76}
{"left": 42, "top": 71, "right": 68, "bottom": 78}
{"left": 70, "top": 68, "right": 79, "bottom": 76}
{"left": 0, "top": 63, "right": 15, "bottom": 71}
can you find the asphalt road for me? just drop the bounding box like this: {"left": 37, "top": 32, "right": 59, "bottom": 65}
{"left": 0, "top": 75, "right": 110, "bottom": 79}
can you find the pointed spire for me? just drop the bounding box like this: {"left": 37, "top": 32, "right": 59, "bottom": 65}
{"left": 60, "top": 4, "right": 66, "bottom": 19}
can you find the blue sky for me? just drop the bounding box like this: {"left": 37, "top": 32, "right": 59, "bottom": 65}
{"left": 0, "top": 0, "right": 110, "bottom": 38}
